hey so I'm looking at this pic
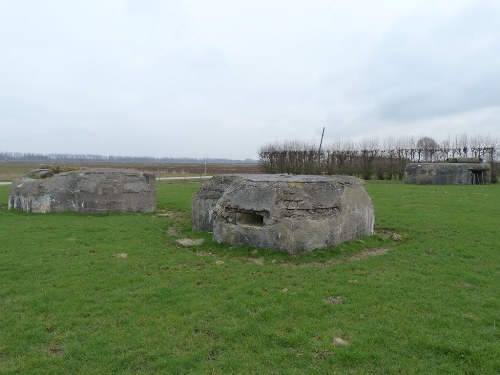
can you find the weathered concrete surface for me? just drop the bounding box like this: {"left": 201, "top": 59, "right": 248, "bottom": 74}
{"left": 194, "top": 174, "right": 374, "bottom": 254}
{"left": 8, "top": 168, "right": 156, "bottom": 213}
{"left": 192, "top": 175, "right": 244, "bottom": 231}
{"left": 404, "top": 163, "right": 491, "bottom": 185}
{"left": 447, "top": 157, "right": 482, "bottom": 164}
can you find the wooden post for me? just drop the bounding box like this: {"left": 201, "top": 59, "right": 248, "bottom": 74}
{"left": 318, "top": 127, "right": 325, "bottom": 170}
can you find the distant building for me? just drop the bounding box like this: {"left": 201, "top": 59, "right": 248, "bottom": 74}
{"left": 404, "top": 159, "right": 491, "bottom": 185}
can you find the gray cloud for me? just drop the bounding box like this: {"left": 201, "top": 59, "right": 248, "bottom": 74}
{"left": 358, "top": 1, "right": 500, "bottom": 122}
{"left": 1, "top": 1, "right": 499, "bottom": 159}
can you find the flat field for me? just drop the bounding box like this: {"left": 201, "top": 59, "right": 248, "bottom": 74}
{"left": 0, "top": 161, "right": 261, "bottom": 182}
{"left": 0, "top": 182, "right": 498, "bottom": 374}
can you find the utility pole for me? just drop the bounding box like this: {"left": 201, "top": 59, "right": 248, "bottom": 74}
{"left": 318, "top": 126, "right": 325, "bottom": 167}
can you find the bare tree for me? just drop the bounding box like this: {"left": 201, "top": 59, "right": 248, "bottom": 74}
{"left": 417, "top": 136, "right": 439, "bottom": 162}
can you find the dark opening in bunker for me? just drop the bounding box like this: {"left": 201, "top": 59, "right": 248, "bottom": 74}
{"left": 471, "top": 170, "right": 485, "bottom": 185}
{"left": 236, "top": 211, "right": 265, "bottom": 227}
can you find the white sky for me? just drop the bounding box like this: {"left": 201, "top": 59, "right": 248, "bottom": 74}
{"left": 1, "top": 0, "right": 499, "bottom": 159}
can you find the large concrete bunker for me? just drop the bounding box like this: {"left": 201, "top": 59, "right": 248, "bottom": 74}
{"left": 404, "top": 159, "right": 491, "bottom": 185}
{"left": 192, "top": 174, "right": 374, "bottom": 254}
{"left": 9, "top": 168, "right": 156, "bottom": 213}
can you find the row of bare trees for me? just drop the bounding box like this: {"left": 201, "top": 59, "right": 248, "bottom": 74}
{"left": 0, "top": 152, "right": 251, "bottom": 164}
{"left": 259, "top": 134, "right": 499, "bottom": 182}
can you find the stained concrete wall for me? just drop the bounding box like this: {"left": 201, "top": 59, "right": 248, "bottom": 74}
{"left": 191, "top": 175, "right": 243, "bottom": 231}
{"left": 193, "top": 174, "right": 374, "bottom": 254}
{"left": 404, "top": 163, "right": 491, "bottom": 185}
{"left": 9, "top": 168, "right": 156, "bottom": 213}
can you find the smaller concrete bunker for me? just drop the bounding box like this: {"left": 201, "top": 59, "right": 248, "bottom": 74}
{"left": 9, "top": 168, "right": 156, "bottom": 213}
{"left": 404, "top": 158, "right": 491, "bottom": 185}
{"left": 192, "top": 174, "right": 374, "bottom": 254}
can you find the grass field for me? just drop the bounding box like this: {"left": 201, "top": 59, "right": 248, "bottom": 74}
{"left": 0, "top": 182, "right": 498, "bottom": 374}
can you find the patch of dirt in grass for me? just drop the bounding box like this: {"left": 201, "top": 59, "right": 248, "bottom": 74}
{"left": 324, "top": 296, "right": 344, "bottom": 304}
{"left": 156, "top": 210, "right": 177, "bottom": 218}
{"left": 314, "top": 350, "right": 332, "bottom": 360}
{"left": 114, "top": 253, "right": 128, "bottom": 259}
{"left": 208, "top": 349, "right": 218, "bottom": 361}
{"left": 65, "top": 237, "right": 77, "bottom": 242}
{"left": 296, "top": 260, "right": 338, "bottom": 267}
{"left": 377, "top": 228, "right": 404, "bottom": 241}
{"left": 49, "top": 346, "right": 64, "bottom": 356}
{"left": 332, "top": 337, "right": 349, "bottom": 346}
{"left": 245, "top": 257, "right": 265, "bottom": 265}
{"left": 194, "top": 328, "right": 217, "bottom": 340}
{"left": 46, "top": 325, "right": 56, "bottom": 333}
{"left": 167, "top": 227, "right": 178, "bottom": 236}
{"left": 458, "top": 283, "right": 474, "bottom": 289}
{"left": 348, "top": 247, "right": 390, "bottom": 260}
{"left": 196, "top": 251, "right": 215, "bottom": 256}
{"left": 177, "top": 238, "right": 204, "bottom": 246}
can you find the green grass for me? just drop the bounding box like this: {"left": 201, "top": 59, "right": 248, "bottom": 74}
{"left": 0, "top": 182, "right": 499, "bottom": 374}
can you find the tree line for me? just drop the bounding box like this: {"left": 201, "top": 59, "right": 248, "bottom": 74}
{"left": 258, "top": 134, "right": 499, "bottom": 182}
{"left": 0, "top": 152, "right": 254, "bottom": 164}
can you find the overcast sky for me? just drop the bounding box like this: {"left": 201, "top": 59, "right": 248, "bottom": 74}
{"left": 1, "top": 0, "right": 499, "bottom": 159}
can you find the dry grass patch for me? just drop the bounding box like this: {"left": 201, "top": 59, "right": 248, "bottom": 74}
{"left": 177, "top": 238, "right": 204, "bottom": 246}
{"left": 332, "top": 337, "right": 349, "bottom": 346}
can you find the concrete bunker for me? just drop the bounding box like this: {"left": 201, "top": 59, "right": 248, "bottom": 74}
{"left": 9, "top": 168, "right": 156, "bottom": 213}
{"left": 404, "top": 159, "right": 491, "bottom": 185}
{"left": 192, "top": 174, "right": 374, "bottom": 254}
